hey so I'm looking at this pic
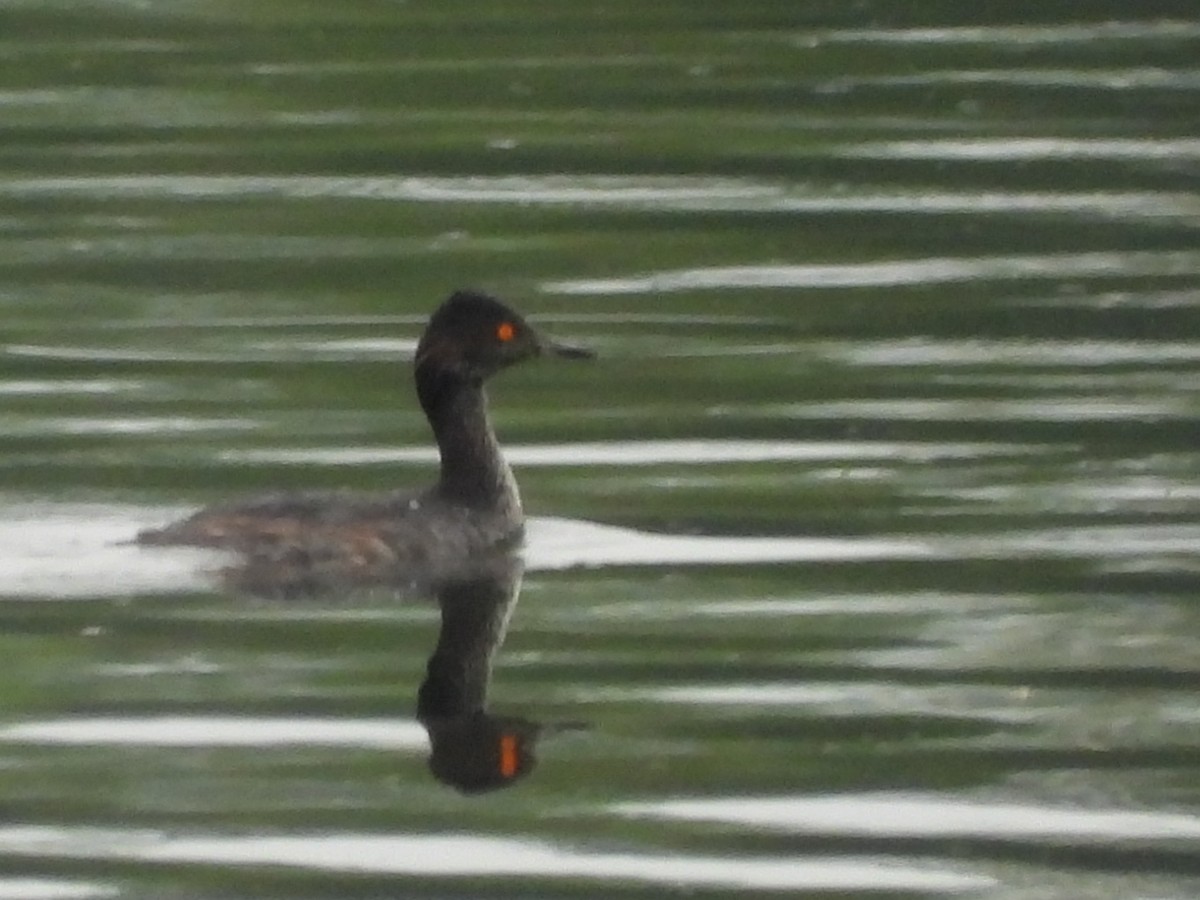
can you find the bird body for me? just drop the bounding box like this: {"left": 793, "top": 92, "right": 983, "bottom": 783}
{"left": 137, "top": 290, "right": 591, "bottom": 593}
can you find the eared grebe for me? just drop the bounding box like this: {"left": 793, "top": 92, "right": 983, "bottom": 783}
{"left": 137, "top": 290, "right": 592, "bottom": 587}
{"left": 419, "top": 553, "right": 586, "bottom": 793}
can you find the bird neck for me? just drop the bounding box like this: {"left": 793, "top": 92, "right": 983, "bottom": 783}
{"left": 416, "top": 362, "right": 521, "bottom": 514}
{"left": 417, "top": 565, "right": 521, "bottom": 720}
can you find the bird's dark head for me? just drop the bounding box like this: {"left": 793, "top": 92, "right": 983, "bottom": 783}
{"left": 415, "top": 290, "right": 592, "bottom": 382}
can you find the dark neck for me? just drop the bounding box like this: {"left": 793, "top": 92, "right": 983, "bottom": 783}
{"left": 416, "top": 362, "right": 520, "bottom": 513}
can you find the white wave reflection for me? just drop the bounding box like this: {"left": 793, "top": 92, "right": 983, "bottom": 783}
{"left": 0, "top": 174, "right": 778, "bottom": 207}
{"left": 6, "top": 344, "right": 244, "bottom": 364}
{"left": 0, "top": 880, "right": 116, "bottom": 900}
{"left": 222, "top": 439, "right": 1042, "bottom": 468}
{"left": 0, "top": 826, "right": 992, "bottom": 893}
{"left": 526, "top": 517, "right": 931, "bottom": 570}
{"left": 580, "top": 681, "right": 1038, "bottom": 725}
{"left": 827, "top": 338, "right": 1200, "bottom": 367}
{"left": 0, "top": 504, "right": 221, "bottom": 598}
{"left": 578, "top": 592, "right": 1031, "bottom": 620}
{"left": 0, "top": 717, "right": 424, "bottom": 749}
{"left": 818, "top": 21, "right": 1200, "bottom": 46}
{"left": 256, "top": 337, "right": 415, "bottom": 356}
{"left": 761, "top": 191, "right": 1200, "bottom": 217}
{"left": 5, "top": 416, "right": 258, "bottom": 437}
{"left": 5, "top": 175, "right": 1195, "bottom": 221}
{"left": 544, "top": 250, "right": 1200, "bottom": 294}
{"left": 5, "top": 340, "right": 416, "bottom": 365}
{"left": 957, "top": 524, "right": 1200, "bottom": 559}
{"left": 614, "top": 794, "right": 1200, "bottom": 842}
{"left": 0, "top": 379, "right": 142, "bottom": 396}
{"left": 3, "top": 504, "right": 1194, "bottom": 598}
{"left": 247, "top": 54, "right": 673, "bottom": 76}
{"left": 783, "top": 397, "right": 1189, "bottom": 422}
{"left": 928, "top": 480, "right": 1200, "bottom": 513}
{"left": 841, "top": 138, "right": 1200, "bottom": 161}
{"left": 831, "top": 69, "right": 1200, "bottom": 92}
{"left": 0, "top": 503, "right": 932, "bottom": 599}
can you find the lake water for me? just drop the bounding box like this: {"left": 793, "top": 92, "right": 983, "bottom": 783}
{"left": 1, "top": 3, "right": 1198, "bottom": 898}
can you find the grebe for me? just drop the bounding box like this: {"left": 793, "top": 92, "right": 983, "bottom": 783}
{"left": 137, "top": 290, "right": 592, "bottom": 588}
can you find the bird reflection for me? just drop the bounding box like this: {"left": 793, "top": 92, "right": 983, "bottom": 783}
{"left": 219, "top": 545, "right": 574, "bottom": 794}
{"left": 415, "top": 551, "right": 548, "bottom": 793}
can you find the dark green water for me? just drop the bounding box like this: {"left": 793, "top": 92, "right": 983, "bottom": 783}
{"left": 1, "top": 3, "right": 1199, "bottom": 898}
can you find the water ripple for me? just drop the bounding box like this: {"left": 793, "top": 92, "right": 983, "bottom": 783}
{"left": 841, "top": 137, "right": 1200, "bottom": 161}
{"left": 0, "top": 880, "right": 116, "bottom": 900}
{"left": 0, "top": 717, "right": 424, "bottom": 749}
{"left": 221, "top": 439, "right": 1046, "bottom": 468}
{"left": 782, "top": 397, "right": 1191, "bottom": 422}
{"left": 0, "top": 826, "right": 992, "bottom": 892}
{"left": 614, "top": 794, "right": 1200, "bottom": 841}
{"left": 544, "top": 251, "right": 1200, "bottom": 294}
{"left": 817, "top": 21, "right": 1200, "bottom": 46}
{"left": 4, "top": 175, "right": 1196, "bottom": 220}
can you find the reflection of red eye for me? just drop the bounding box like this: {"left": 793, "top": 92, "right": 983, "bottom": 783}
{"left": 496, "top": 322, "right": 516, "bottom": 342}
{"left": 498, "top": 732, "right": 519, "bottom": 778}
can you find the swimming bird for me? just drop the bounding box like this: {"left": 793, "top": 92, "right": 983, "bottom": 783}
{"left": 137, "top": 289, "right": 593, "bottom": 591}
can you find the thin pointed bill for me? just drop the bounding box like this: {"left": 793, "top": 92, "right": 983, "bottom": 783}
{"left": 540, "top": 336, "right": 595, "bottom": 360}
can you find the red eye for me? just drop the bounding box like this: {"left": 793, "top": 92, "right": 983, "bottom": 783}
{"left": 498, "top": 732, "right": 519, "bottom": 778}
{"left": 496, "top": 321, "right": 516, "bottom": 342}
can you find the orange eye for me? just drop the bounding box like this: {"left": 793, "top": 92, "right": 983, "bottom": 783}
{"left": 498, "top": 733, "right": 519, "bottom": 778}
{"left": 496, "top": 321, "right": 516, "bottom": 342}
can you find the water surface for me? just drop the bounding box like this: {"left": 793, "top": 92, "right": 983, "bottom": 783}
{"left": 1, "top": 3, "right": 1198, "bottom": 898}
